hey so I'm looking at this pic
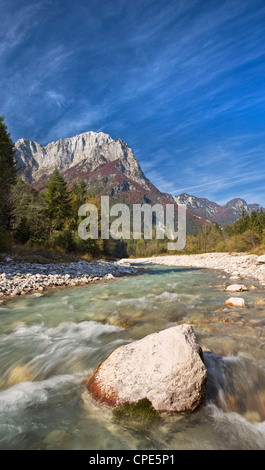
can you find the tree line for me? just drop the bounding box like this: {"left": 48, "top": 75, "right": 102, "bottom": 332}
{"left": 1, "top": 115, "right": 265, "bottom": 261}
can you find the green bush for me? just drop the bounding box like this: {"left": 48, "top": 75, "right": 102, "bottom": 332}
{"left": 0, "top": 229, "right": 11, "bottom": 253}
{"left": 51, "top": 230, "right": 76, "bottom": 252}
{"left": 14, "top": 216, "right": 31, "bottom": 244}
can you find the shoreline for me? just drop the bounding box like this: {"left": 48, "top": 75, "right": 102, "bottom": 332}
{"left": 119, "top": 252, "right": 265, "bottom": 284}
{"left": 0, "top": 257, "right": 138, "bottom": 301}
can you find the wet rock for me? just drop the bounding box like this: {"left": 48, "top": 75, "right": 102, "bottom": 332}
{"left": 7, "top": 364, "right": 32, "bottom": 386}
{"left": 44, "top": 430, "right": 71, "bottom": 448}
{"left": 86, "top": 324, "right": 207, "bottom": 414}
{"left": 255, "top": 299, "right": 265, "bottom": 305}
{"left": 217, "top": 316, "right": 238, "bottom": 323}
{"left": 224, "top": 297, "right": 245, "bottom": 307}
{"left": 226, "top": 284, "right": 248, "bottom": 292}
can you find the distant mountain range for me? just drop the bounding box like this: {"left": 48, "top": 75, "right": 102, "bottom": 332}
{"left": 171, "top": 193, "right": 264, "bottom": 226}
{"left": 14, "top": 131, "right": 264, "bottom": 231}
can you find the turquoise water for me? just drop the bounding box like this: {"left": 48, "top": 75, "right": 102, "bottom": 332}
{"left": 0, "top": 264, "right": 265, "bottom": 450}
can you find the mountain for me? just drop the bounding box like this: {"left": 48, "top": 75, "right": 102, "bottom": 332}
{"left": 15, "top": 131, "right": 148, "bottom": 187}
{"left": 14, "top": 132, "right": 205, "bottom": 234}
{"left": 173, "top": 193, "right": 264, "bottom": 226}
{"left": 15, "top": 132, "right": 263, "bottom": 231}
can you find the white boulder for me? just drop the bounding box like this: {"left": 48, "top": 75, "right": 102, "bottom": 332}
{"left": 86, "top": 324, "right": 207, "bottom": 413}
{"left": 226, "top": 284, "right": 248, "bottom": 292}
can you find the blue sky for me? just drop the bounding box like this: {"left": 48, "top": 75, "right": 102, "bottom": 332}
{"left": 1, "top": 0, "right": 265, "bottom": 205}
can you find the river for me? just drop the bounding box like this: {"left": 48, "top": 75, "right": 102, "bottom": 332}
{"left": 0, "top": 264, "right": 265, "bottom": 450}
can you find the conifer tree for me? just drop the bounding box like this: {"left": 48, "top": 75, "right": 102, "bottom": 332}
{"left": 44, "top": 168, "right": 71, "bottom": 231}
{"left": 0, "top": 116, "right": 17, "bottom": 229}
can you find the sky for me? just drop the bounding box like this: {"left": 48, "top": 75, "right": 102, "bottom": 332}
{"left": 1, "top": 0, "right": 265, "bottom": 206}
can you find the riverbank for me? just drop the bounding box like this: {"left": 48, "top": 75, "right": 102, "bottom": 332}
{"left": 0, "top": 257, "right": 137, "bottom": 299}
{"left": 2, "top": 252, "right": 265, "bottom": 301}
{"left": 120, "top": 252, "right": 265, "bottom": 283}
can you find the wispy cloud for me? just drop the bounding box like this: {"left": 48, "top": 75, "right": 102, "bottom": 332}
{"left": 45, "top": 91, "right": 67, "bottom": 108}
{"left": 0, "top": 2, "right": 47, "bottom": 57}
{"left": 1, "top": 0, "right": 265, "bottom": 204}
{"left": 172, "top": 171, "right": 265, "bottom": 194}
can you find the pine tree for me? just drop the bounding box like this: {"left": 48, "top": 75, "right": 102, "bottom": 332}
{"left": 0, "top": 116, "right": 17, "bottom": 229}
{"left": 44, "top": 168, "right": 72, "bottom": 231}
{"left": 232, "top": 206, "right": 250, "bottom": 234}
{"left": 70, "top": 178, "right": 87, "bottom": 218}
{"left": 249, "top": 210, "right": 263, "bottom": 234}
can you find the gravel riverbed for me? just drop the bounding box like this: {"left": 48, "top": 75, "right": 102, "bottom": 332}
{"left": 120, "top": 252, "right": 265, "bottom": 284}
{"left": 0, "top": 257, "right": 137, "bottom": 299}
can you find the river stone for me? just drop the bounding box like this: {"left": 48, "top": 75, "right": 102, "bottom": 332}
{"left": 86, "top": 324, "right": 207, "bottom": 413}
{"left": 224, "top": 297, "right": 245, "bottom": 307}
{"left": 226, "top": 284, "right": 248, "bottom": 292}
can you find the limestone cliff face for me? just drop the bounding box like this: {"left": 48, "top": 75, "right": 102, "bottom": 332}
{"left": 15, "top": 131, "right": 149, "bottom": 189}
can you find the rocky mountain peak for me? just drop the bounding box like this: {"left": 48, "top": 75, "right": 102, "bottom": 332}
{"left": 225, "top": 198, "right": 247, "bottom": 209}
{"left": 14, "top": 131, "right": 148, "bottom": 188}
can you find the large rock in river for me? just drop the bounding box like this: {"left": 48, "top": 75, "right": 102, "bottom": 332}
{"left": 86, "top": 324, "right": 207, "bottom": 413}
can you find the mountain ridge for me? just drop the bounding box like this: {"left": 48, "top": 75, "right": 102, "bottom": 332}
{"left": 173, "top": 193, "right": 264, "bottom": 226}
{"left": 14, "top": 131, "right": 263, "bottom": 230}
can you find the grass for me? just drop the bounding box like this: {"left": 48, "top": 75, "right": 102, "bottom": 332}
{"left": 2, "top": 243, "right": 112, "bottom": 264}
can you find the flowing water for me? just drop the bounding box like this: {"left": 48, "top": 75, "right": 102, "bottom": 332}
{"left": 1, "top": 264, "right": 265, "bottom": 450}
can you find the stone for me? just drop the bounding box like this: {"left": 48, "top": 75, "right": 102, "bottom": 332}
{"left": 86, "top": 324, "right": 207, "bottom": 414}
{"left": 225, "top": 284, "right": 248, "bottom": 292}
{"left": 255, "top": 299, "right": 265, "bottom": 305}
{"left": 257, "top": 255, "right": 265, "bottom": 264}
{"left": 104, "top": 273, "right": 115, "bottom": 280}
{"left": 224, "top": 297, "right": 245, "bottom": 307}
